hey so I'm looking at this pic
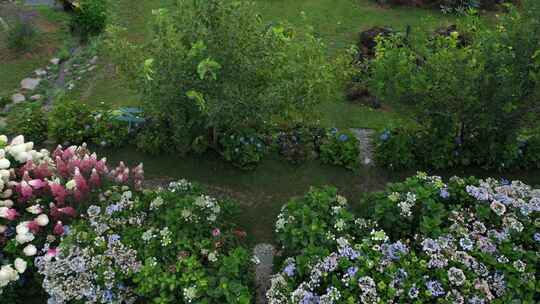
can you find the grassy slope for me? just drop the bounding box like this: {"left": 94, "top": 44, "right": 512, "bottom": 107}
{"left": 81, "top": 0, "right": 455, "bottom": 129}
{"left": 0, "top": 5, "right": 71, "bottom": 97}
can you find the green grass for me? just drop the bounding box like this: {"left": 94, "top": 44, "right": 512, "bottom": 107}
{"left": 0, "top": 4, "right": 71, "bottom": 96}
{"left": 256, "top": 0, "right": 455, "bottom": 53}
{"left": 80, "top": 0, "right": 458, "bottom": 128}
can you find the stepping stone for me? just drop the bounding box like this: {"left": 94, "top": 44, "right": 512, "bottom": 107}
{"left": 11, "top": 93, "right": 26, "bottom": 103}
{"left": 89, "top": 56, "right": 98, "bottom": 65}
{"left": 35, "top": 69, "right": 47, "bottom": 77}
{"left": 350, "top": 128, "right": 375, "bottom": 166}
{"left": 50, "top": 58, "right": 60, "bottom": 65}
{"left": 21, "top": 78, "right": 41, "bottom": 91}
{"left": 253, "top": 243, "right": 275, "bottom": 304}
{"left": 30, "top": 94, "right": 42, "bottom": 101}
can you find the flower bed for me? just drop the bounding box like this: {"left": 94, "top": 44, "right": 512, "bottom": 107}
{"left": 269, "top": 173, "right": 539, "bottom": 303}
{"left": 0, "top": 134, "right": 254, "bottom": 303}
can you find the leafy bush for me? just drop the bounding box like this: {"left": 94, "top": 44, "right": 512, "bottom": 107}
{"left": 370, "top": 1, "right": 540, "bottom": 170}
{"left": 38, "top": 180, "right": 254, "bottom": 303}
{"left": 6, "top": 103, "right": 48, "bottom": 144}
{"left": 0, "top": 135, "right": 143, "bottom": 299}
{"left": 269, "top": 173, "right": 540, "bottom": 303}
{"left": 6, "top": 20, "right": 38, "bottom": 52}
{"left": 320, "top": 128, "right": 360, "bottom": 170}
{"left": 107, "top": 0, "right": 350, "bottom": 153}
{"left": 273, "top": 125, "right": 325, "bottom": 165}
{"left": 220, "top": 130, "right": 267, "bottom": 170}
{"left": 71, "top": 0, "right": 107, "bottom": 40}
{"left": 374, "top": 128, "right": 417, "bottom": 170}
{"left": 48, "top": 100, "right": 94, "bottom": 144}
{"left": 91, "top": 109, "right": 130, "bottom": 147}
{"left": 48, "top": 100, "right": 130, "bottom": 146}
{"left": 275, "top": 187, "right": 374, "bottom": 255}
{"left": 522, "top": 132, "right": 540, "bottom": 169}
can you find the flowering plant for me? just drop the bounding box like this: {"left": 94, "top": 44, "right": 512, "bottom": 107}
{"left": 275, "top": 187, "right": 375, "bottom": 255}
{"left": 319, "top": 128, "right": 360, "bottom": 170}
{"left": 273, "top": 125, "right": 325, "bottom": 165}
{"left": 0, "top": 134, "right": 143, "bottom": 298}
{"left": 39, "top": 180, "right": 254, "bottom": 303}
{"left": 220, "top": 130, "right": 268, "bottom": 170}
{"left": 269, "top": 173, "right": 539, "bottom": 303}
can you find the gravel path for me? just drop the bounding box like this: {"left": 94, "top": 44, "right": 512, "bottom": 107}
{"left": 350, "top": 128, "right": 375, "bottom": 166}
{"left": 253, "top": 243, "right": 275, "bottom": 304}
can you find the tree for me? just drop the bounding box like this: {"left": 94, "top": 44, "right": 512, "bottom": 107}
{"left": 107, "top": 0, "right": 350, "bottom": 154}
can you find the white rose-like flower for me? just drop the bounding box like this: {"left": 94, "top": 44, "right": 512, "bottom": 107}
{"left": 36, "top": 214, "right": 49, "bottom": 226}
{"left": 1, "top": 189, "right": 12, "bottom": 198}
{"left": 16, "top": 233, "right": 35, "bottom": 244}
{"left": 14, "top": 151, "right": 30, "bottom": 163}
{"left": 0, "top": 199, "right": 14, "bottom": 207}
{"left": 66, "top": 180, "right": 76, "bottom": 190}
{"left": 8, "top": 144, "right": 26, "bottom": 156}
{"left": 10, "top": 135, "right": 25, "bottom": 146}
{"left": 0, "top": 158, "right": 10, "bottom": 170}
{"left": 26, "top": 205, "right": 42, "bottom": 214}
{"left": 0, "top": 265, "right": 19, "bottom": 287}
{"left": 25, "top": 142, "right": 34, "bottom": 151}
{"left": 0, "top": 225, "right": 6, "bottom": 233}
{"left": 16, "top": 222, "right": 30, "bottom": 235}
{"left": 14, "top": 258, "right": 27, "bottom": 274}
{"left": 0, "top": 169, "right": 10, "bottom": 180}
{"left": 23, "top": 244, "right": 37, "bottom": 256}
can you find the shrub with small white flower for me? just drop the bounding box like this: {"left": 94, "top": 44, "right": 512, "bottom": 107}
{"left": 268, "top": 173, "right": 539, "bottom": 303}
{"left": 0, "top": 135, "right": 143, "bottom": 301}
{"left": 39, "top": 180, "right": 254, "bottom": 303}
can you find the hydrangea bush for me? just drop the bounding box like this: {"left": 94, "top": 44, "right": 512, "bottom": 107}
{"left": 319, "top": 128, "right": 360, "bottom": 170}
{"left": 0, "top": 135, "right": 143, "bottom": 299}
{"left": 268, "top": 173, "right": 539, "bottom": 303}
{"left": 38, "top": 180, "right": 254, "bottom": 303}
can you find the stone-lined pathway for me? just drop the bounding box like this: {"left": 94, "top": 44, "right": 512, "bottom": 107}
{"left": 253, "top": 243, "right": 275, "bottom": 304}
{"left": 350, "top": 128, "right": 375, "bottom": 166}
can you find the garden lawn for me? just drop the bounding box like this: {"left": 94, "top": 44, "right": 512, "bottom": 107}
{"left": 0, "top": 4, "right": 71, "bottom": 97}
{"left": 79, "top": 0, "right": 456, "bottom": 128}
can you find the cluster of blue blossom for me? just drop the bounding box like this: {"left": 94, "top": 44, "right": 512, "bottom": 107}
{"left": 268, "top": 173, "right": 539, "bottom": 303}
{"left": 36, "top": 189, "right": 143, "bottom": 303}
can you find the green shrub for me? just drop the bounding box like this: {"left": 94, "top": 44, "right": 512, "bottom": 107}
{"left": 6, "top": 103, "right": 48, "bottom": 144}
{"left": 71, "top": 0, "right": 107, "bottom": 40}
{"left": 370, "top": 1, "right": 540, "bottom": 170}
{"left": 136, "top": 120, "right": 171, "bottom": 154}
{"left": 48, "top": 99, "right": 94, "bottom": 144}
{"left": 220, "top": 130, "right": 267, "bottom": 170}
{"left": 91, "top": 109, "right": 130, "bottom": 147}
{"left": 6, "top": 20, "right": 38, "bottom": 51}
{"left": 45, "top": 181, "right": 254, "bottom": 303}
{"left": 273, "top": 125, "right": 325, "bottom": 165}
{"left": 375, "top": 128, "right": 416, "bottom": 170}
{"left": 320, "top": 128, "right": 360, "bottom": 170}
{"left": 107, "top": 0, "right": 350, "bottom": 154}
{"left": 275, "top": 187, "right": 374, "bottom": 255}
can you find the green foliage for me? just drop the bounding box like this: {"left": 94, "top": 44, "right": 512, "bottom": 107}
{"left": 370, "top": 1, "right": 540, "bottom": 170}
{"left": 107, "top": 0, "right": 348, "bottom": 153}
{"left": 374, "top": 128, "right": 417, "bottom": 170}
{"left": 71, "top": 0, "right": 108, "bottom": 40}
{"left": 6, "top": 103, "right": 48, "bottom": 144}
{"left": 48, "top": 99, "right": 129, "bottom": 146}
{"left": 273, "top": 125, "right": 325, "bottom": 165}
{"left": 57, "top": 181, "right": 253, "bottom": 303}
{"left": 319, "top": 129, "right": 360, "bottom": 170}
{"left": 275, "top": 187, "right": 372, "bottom": 255}
{"left": 135, "top": 120, "right": 170, "bottom": 154}
{"left": 48, "top": 100, "right": 94, "bottom": 144}
{"left": 220, "top": 130, "right": 267, "bottom": 170}
{"left": 6, "top": 20, "right": 38, "bottom": 52}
